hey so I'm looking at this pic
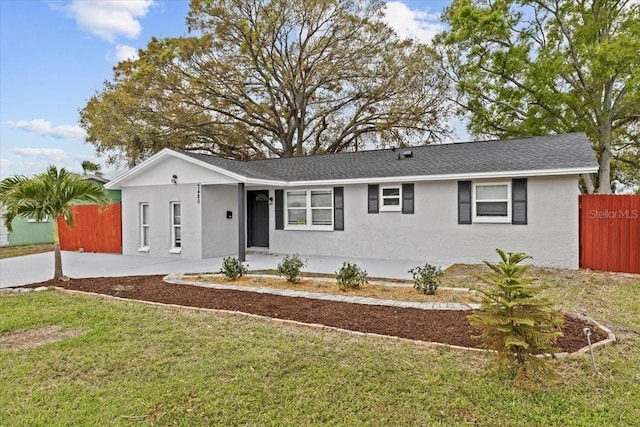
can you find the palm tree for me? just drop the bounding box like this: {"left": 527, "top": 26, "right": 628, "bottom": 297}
{"left": 0, "top": 166, "right": 111, "bottom": 280}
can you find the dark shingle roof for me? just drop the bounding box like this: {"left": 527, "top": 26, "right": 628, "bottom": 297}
{"left": 181, "top": 132, "right": 598, "bottom": 182}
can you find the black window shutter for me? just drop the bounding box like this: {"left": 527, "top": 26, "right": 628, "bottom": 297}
{"left": 402, "top": 183, "right": 414, "bottom": 214}
{"left": 275, "top": 189, "right": 284, "bottom": 230}
{"left": 334, "top": 187, "right": 344, "bottom": 230}
{"left": 458, "top": 181, "right": 472, "bottom": 224}
{"left": 368, "top": 184, "right": 379, "bottom": 213}
{"left": 512, "top": 178, "right": 527, "bottom": 225}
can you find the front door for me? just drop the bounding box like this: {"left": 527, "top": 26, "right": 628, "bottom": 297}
{"left": 247, "top": 190, "right": 269, "bottom": 247}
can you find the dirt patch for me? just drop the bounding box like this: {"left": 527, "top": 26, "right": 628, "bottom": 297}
{"left": 0, "top": 326, "right": 85, "bottom": 350}
{"left": 25, "top": 275, "right": 608, "bottom": 353}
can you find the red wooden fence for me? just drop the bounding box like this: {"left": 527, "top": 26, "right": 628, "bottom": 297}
{"left": 579, "top": 195, "right": 640, "bottom": 274}
{"left": 58, "top": 203, "right": 122, "bottom": 253}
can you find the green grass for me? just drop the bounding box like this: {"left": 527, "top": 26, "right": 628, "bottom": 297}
{"left": 444, "top": 264, "right": 640, "bottom": 331}
{"left": 1, "top": 268, "right": 639, "bottom": 426}
{"left": 0, "top": 243, "right": 54, "bottom": 259}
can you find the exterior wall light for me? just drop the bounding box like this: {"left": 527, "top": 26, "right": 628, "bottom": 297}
{"left": 171, "top": 174, "right": 178, "bottom": 184}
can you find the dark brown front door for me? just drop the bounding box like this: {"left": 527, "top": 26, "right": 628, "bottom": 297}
{"left": 247, "top": 190, "right": 269, "bottom": 247}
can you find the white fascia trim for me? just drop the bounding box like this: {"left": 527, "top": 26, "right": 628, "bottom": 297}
{"left": 105, "top": 149, "right": 248, "bottom": 189}
{"left": 278, "top": 167, "right": 599, "bottom": 187}
{"left": 245, "top": 178, "right": 287, "bottom": 186}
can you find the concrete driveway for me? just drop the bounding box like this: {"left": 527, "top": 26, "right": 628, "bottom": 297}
{"left": 0, "top": 251, "right": 448, "bottom": 288}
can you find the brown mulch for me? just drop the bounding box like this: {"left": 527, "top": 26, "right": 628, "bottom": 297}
{"left": 29, "top": 275, "right": 607, "bottom": 353}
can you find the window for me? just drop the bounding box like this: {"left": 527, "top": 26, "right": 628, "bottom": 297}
{"left": 285, "top": 189, "right": 333, "bottom": 229}
{"left": 27, "top": 215, "right": 49, "bottom": 223}
{"left": 170, "top": 202, "right": 181, "bottom": 253}
{"left": 380, "top": 185, "right": 401, "bottom": 211}
{"left": 139, "top": 203, "right": 150, "bottom": 251}
{"left": 472, "top": 182, "right": 511, "bottom": 223}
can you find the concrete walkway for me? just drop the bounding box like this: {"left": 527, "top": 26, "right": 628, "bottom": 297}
{"left": 0, "top": 250, "right": 449, "bottom": 288}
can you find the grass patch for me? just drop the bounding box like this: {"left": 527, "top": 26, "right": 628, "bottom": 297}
{"left": 1, "top": 267, "right": 639, "bottom": 425}
{"left": 445, "top": 264, "right": 640, "bottom": 332}
{"left": 0, "top": 243, "right": 54, "bottom": 259}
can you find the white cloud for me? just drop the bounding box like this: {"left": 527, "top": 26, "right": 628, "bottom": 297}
{"left": 110, "top": 44, "right": 139, "bottom": 62}
{"left": 0, "top": 158, "right": 11, "bottom": 167}
{"left": 6, "top": 119, "right": 86, "bottom": 141}
{"left": 382, "top": 1, "right": 445, "bottom": 44}
{"left": 13, "top": 148, "right": 69, "bottom": 163}
{"left": 64, "top": 0, "right": 155, "bottom": 42}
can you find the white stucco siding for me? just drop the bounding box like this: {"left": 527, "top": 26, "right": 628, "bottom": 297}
{"left": 269, "top": 175, "right": 580, "bottom": 268}
{"left": 121, "top": 184, "right": 203, "bottom": 258}
{"left": 201, "top": 185, "right": 239, "bottom": 258}
{"left": 120, "top": 156, "right": 238, "bottom": 187}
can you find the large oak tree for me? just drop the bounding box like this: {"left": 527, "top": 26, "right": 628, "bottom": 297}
{"left": 81, "top": 0, "right": 450, "bottom": 166}
{"left": 437, "top": 0, "right": 640, "bottom": 193}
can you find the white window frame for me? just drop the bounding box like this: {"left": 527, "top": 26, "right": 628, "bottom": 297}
{"left": 170, "top": 202, "right": 182, "bottom": 253}
{"left": 139, "top": 203, "right": 150, "bottom": 252}
{"left": 27, "top": 215, "right": 50, "bottom": 223}
{"left": 380, "top": 185, "right": 402, "bottom": 212}
{"left": 472, "top": 181, "right": 512, "bottom": 223}
{"left": 285, "top": 189, "right": 333, "bottom": 231}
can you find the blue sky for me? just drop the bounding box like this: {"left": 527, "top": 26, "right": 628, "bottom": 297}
{"left": 0, "top": 0, "right": 451, "bottom": 179}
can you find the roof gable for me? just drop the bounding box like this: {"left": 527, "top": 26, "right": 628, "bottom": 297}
{"left": 106, "top": 149, "right": 250, "bottom": 189}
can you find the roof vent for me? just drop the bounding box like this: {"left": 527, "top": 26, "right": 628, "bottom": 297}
{"left": 397, "top": 150, "right": 413, "bottom": 160}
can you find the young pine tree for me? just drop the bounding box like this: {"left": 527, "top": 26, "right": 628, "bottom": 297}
{"left": 467, "top": 249, "right": 564, "bottom": 386}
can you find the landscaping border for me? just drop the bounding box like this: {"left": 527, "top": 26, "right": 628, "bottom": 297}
{"left": 50, "top": 276, "right": 616, "bottom": 357}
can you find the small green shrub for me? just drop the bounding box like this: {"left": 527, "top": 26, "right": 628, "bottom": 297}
{"left": 467, "top": 249, "right": 564, "bottom": 387}
{"left": 277, "top": 254, "right": 307, "bottom": 283}
{"left": 336, "top": 262, "right": 368, "bottom": 291}
{"left": 220, "top": 257, "right": 248, "bottom": 280}
{"left": 409, "top": 263, "right": 443, "bottom": 295}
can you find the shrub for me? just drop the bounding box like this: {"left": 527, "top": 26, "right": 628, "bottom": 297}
{"left": 277, "top": 254, "right": 307, "bottom": 283}
{"left": 409, "top": 263, "right": 443, "bottom": 295}
{"left": 467, "top": 249, "right": 564, "bottom": 386}
{"left": 220, "top": 257, "right": 248, "bottom": 280}
{"left": 336, "top": 262, "right": 368, "bottom": 291}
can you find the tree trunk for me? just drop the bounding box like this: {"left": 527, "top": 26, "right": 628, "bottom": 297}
{"left": 581, "top": 174, "right": 596, "bottom": 194}
{"left": 53, "top": 243, "right": 63, "bottom": 280}
{"left": 596, "top": 128, "right": 613, "bottom": 194}
{"left": 597, "top": 86, "right": 614, "bottom": 194}
{"left": 52, "top": 220, "right": 64, "bottom": 280}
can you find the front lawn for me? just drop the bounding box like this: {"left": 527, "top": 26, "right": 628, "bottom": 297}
{"left": 0, "top": 243, "right": 54, "bottom": 259}
{"left": 0, "top": 267, "right": 639, "bottom": 426}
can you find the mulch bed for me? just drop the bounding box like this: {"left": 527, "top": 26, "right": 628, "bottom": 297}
{"left": 29, "top": 275, "right": 606, "bottom": 353}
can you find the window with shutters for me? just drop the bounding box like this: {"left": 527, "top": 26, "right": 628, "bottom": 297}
{"left": 380, "top": 185, "right": 402, "bottom": 211}
{"left": 285, "top": 189, "right": 333, "bottom": 230}
{"left": 472, "top": 182, "right": 512, "bottom": 223}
